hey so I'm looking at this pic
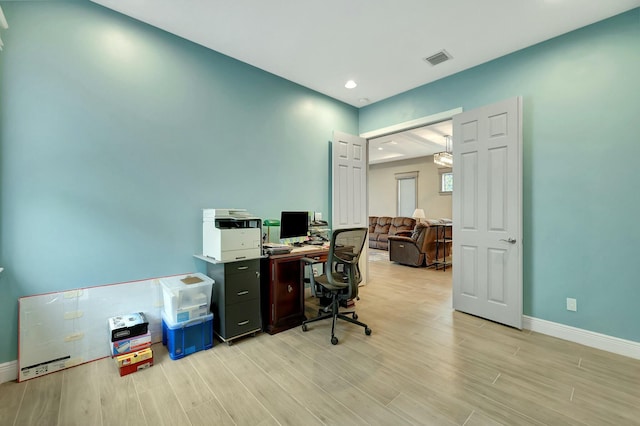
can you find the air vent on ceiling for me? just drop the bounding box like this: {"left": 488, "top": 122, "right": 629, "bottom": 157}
{"left": 424, "top": 50, "right": 452, "bottom": 66}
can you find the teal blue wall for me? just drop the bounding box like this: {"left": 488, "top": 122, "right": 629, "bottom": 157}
{"left": 0, "top": 2, "right": 357, "bottom": 363}
{"left": 360, "top": 9, "right": 640, "bottom": 343}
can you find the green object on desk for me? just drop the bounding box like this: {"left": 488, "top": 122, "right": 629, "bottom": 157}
{"left": 263, "top": 219, "right": 280, "bottom": 242}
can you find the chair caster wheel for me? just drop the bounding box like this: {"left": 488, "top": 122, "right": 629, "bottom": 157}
{"left": 331, "top": 336, "right": 339, "bottom": 345}
{"left": 365, "top": 327, "right": 372, "bottom": 336}
{"left": 302, "top": 324, "right": 308, "bottom": 332}
{"left": 353, "top": 313, "right": 358, "bottom": 320}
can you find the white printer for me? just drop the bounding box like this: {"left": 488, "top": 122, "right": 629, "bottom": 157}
{"left": 202, "top": 209, "right": 262, "bottom": 262}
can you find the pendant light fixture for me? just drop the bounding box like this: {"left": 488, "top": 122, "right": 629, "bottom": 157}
{"left": 434, "top": 135, "right": 453, "bottom": 167}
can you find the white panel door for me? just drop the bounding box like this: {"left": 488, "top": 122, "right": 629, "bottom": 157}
{"left": 332, "top": 131, "right": 367, "bottom": 229}
{"left": 452, "top": 97, "right": 523, "bottom": 329}
{"left": 332, "top": 131, "right": 368, "bottom": 282}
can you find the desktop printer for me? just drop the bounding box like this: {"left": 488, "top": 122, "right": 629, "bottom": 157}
{"left": 203, "top": 209, "right": 262, "bottom": 262}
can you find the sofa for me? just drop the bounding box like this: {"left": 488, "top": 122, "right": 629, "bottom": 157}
{"left": 388, "top": 221, "right": 452, "bottom": 267}
{"left": 368, "top": 216, "right": 415, "bottom": 250}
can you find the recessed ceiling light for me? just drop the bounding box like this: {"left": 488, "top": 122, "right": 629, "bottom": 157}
{"left": 345, "top": 80, "right": 357, "bottom": 89}
{"left": 377, "top": 147, "right": 383, "bottom": 151}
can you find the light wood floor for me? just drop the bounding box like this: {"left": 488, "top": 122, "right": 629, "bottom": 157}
{"left": 2, "top": 254, "right": 640, "bottom": 425}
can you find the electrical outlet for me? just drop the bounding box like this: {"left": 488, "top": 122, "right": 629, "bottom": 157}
{"left": 566, "top": 298, "right": 577, "bottom": 312}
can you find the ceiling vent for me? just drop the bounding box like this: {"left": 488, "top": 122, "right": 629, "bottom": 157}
{"left": 424, "top": 50, "right": 452, "bottom": 66}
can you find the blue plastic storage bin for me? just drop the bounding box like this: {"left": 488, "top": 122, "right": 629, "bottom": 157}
{"left": 162, "top": 312, "right": 214, "bottom": 360}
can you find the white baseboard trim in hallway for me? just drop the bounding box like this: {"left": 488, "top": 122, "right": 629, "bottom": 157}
{"left": 0, "top": 360, "right": 17, "bottom": 384}
{"left": 523, "top": 315, "right": 640, "bottom": 360}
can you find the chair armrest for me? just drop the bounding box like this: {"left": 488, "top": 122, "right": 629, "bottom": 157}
{"left": 387, "top": 235, "right": 413, "bottom": 243}
{"left": 394, "top": 230, "right": 413, "bottom": 238}
{"left": 301, "top": 257, "right": 324, "bottom": 265}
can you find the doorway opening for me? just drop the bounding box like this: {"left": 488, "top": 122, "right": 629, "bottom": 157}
{"left": 365, "top": 113, "right": 457, "bottom": 269}
{"left": 368, "top": 119, "right": 454, "bottom": 221}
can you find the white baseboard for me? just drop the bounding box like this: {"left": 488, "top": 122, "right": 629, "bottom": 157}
{"left": 523, "top": 316, "right": 640, "bottom": 360}
{"left": 0, "top": 360, "right": 18, "bottom": 384}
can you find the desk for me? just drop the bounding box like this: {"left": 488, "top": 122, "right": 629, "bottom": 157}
{"left": 261, "top": 246, "right": 329, "bottom": 334}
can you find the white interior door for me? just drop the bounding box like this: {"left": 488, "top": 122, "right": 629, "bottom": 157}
{"left": 332, "top": 131, "right": 368, "bottom": 283}
{"left": 452, "top": 97, "right": 523, "bottom": 329}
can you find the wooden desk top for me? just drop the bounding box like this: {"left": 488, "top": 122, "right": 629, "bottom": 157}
{"left": 267, "top": 245, "right": 329, "bottom": 260}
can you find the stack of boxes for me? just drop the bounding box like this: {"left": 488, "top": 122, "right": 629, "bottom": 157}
{"left": 160, "top": 273, "right": 215, "bottom": 360}
{"left": 108, "top": 312, "right": 153, "bottom": 376}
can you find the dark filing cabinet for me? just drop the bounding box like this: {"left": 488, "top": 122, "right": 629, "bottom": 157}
{"left": 207, "top": 259, "right": 262, "bottom": 344}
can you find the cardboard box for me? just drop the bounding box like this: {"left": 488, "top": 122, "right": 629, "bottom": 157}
{"left": 107, "top": 312, "right": 149, "bottom": 341}
{"left": 110, "top": 331, "right": 152, "bottom": 357}
{"left": 114, "top": 347, "right": 153, "bottom": 367}
{"left": 117, "top": 352, "right": 153, "bottom": 377}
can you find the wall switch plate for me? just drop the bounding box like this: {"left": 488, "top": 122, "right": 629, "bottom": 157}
{"left": 566, "top": 298, "right": 577, "bottom": 312}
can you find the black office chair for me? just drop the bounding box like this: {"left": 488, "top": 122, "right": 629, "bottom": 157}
{"left": 301, "top": 227, "right": 371, "bottom": 345}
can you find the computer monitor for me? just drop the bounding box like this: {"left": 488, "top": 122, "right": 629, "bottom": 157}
{"left": 280, "top": 211, "right": 309, "bottom": 239}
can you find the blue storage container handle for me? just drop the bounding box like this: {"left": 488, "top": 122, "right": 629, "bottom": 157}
{"left": 177, "top": 316, "right": 208, "bottom": 329}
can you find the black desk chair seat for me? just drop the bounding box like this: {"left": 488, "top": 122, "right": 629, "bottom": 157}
{"left": 301, "top": 227, "right": 371, "bottom": 345}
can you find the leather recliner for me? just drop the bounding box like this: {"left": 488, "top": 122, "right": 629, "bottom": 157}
{"left": 388, "top": 222, "right": 451, "bottom": 267}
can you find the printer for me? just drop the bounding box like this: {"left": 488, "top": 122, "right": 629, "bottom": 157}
{"left": 202, "top": 209, "right": 262, "bottom": 262}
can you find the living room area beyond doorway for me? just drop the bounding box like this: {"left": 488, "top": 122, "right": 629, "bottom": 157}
{"left": 368, "top": 120, "right": 453, "bottom": 269}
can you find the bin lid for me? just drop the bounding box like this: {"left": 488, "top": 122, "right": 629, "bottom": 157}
{"left": 160, "top": 272, "right": 213, "bottom": 291}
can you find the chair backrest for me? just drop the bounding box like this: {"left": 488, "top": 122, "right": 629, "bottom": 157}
{"left": 328, "top": 227, "right": 368, "bottom": 300}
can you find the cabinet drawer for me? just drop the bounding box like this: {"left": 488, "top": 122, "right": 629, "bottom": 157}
{"left": 225, "top": 259, "right": 260, "bottom": 276}
{"left": 225, "top": 270, "right": 260, "bottom": 304}
{"left": 223, "top": 300, "right": 261, "bottom": 338}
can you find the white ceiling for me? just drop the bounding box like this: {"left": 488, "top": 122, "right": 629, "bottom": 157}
{"left": 369, "top": 120, "right": 452, "bottom": 165}
{"left": 90, "top": 0, "right": 639, "bottom": 108}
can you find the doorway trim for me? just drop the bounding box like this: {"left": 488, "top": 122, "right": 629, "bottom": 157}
{"left": 360, "top": 107, "right": 463, "bottom": 140}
